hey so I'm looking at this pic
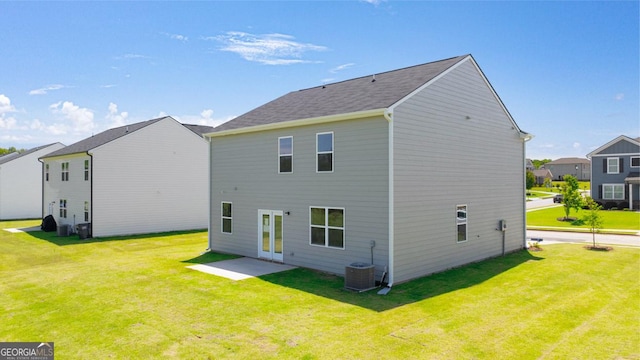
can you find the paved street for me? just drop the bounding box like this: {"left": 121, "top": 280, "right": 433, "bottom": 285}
{"left": 527, "top": 229, "right": 640, "bottom": 247}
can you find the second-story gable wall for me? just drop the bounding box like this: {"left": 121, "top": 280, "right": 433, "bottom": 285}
{"left": 391, "top": 58, "right": 525, "bottom": 283}
{"left": 209, "top": 116, "right": 390, "bottom": 277}
{"left": 42, "top": 153, "right": 92, "bottom": 227}
{"left": 590, "top": 138, "right": 640, "bottom": 206}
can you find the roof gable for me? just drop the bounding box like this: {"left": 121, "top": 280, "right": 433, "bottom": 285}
{"left": 211, "top": 55, "right": 469, "bottom": 133}
{"left": 0, "top": 143, "right": 64, "bottom": 165}
{"left": 587, "top": 135, "right": 640, "bottom": 158}
{"left": 547, "top": 157, "right": 590, "bottom": 165}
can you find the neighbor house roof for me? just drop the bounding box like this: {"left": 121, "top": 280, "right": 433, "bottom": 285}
{"left": 41, "top": 117, "right": 214, "bottom": 159}
{"left": 0, "top": 143, "right": 64, "bottom": 165}
{"left": 546, "top": 157, "right": 590, "bottom": 165}
{"left": 210, "top": 55, "right": 471, "bottom": 134}
{"left": 586, "top": 135, "right": 640, "bottom": 158}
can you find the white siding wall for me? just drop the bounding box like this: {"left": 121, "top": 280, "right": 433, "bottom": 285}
{"left": 0, "top": 143, "right": 65, "bottom": 220}
{"left": 209, "top": 117, "right": 390, "bottom": 278}
{"left": 42, "top": 153, "right": 91, "bottom": 228}
{"left": 392, "top": 59, "right": 526, "bottom": 283}
{"left": 91, "top": 118, "right": 209, "bottom": 237}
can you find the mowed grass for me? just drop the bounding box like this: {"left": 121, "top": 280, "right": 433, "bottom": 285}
{"left": 528, "top": 207, "right": 640, "bottom": 233}
{"left": 1, "top": 220, "right": 639, "bottom": 359}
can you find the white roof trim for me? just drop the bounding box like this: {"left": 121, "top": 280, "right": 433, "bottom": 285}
{"left": 586, "top": 135, "right": 640, "bottom": 158}
{"left": 205, "top": 108, "right": 386, "bottom": 138}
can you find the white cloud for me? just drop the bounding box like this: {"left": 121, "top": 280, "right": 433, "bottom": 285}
{"left": 49, "top": 101, "right": 95, "bottom": 133}
{"left": 173, "top": 109, "right": 235, "bottom": 127}
{"left": 100, "top": 84, "right": 117, "bottom": 88}
{"left": 615, "top": 93, "right": 624, "bottom": 101}
{"left": 361, "top": 0, "right": 386, "bottom": 5}
{"left": 330, "top": 63, "right": 355, "bottom": 73}
{"left": 211, "top": 31, "right": 328, "bottom": 65}
{"left": 573, "top": 142, "right": 581, "bottom": 149}
{"left": 115, "top": 53, "right": 148, "bottom": 60}
{"left": 29, "top": 84, "right": 65, "bottom": 95}
{"left": 106, "top": 102, "right": 129, "bottom": 128}
{"left": 0, "top": 94, "right": 16, "bottom": 113}
{"left": 162, "top": 32, "right": 188, "bottom": 42}
{"left": 0, "top": 115, "right": 19, "bottom": 130}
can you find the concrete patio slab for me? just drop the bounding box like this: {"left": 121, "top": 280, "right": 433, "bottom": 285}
{"left": 187, "top": 257, "right": 296, "bottom": 281}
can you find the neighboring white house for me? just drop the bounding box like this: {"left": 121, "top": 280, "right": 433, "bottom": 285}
{"left": 0, "top": 143, "right": 65, "bottom": 220}
{"left": 206, "top": 55, "right": 531, "bottom": 287}
{"left": 40, "top": 116, "right": 213, "bottom": 237}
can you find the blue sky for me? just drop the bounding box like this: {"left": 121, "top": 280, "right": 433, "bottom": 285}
{"left": 0, "top": 1, "right": 637, "bottom": 160}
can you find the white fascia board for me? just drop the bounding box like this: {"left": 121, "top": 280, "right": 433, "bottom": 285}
{"left": 204, "top": 108, "right": 387, "bottom": 138}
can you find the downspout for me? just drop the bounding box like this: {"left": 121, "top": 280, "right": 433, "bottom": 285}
{"left": 521, "top": 132, "right": 534, "bottom": 248}
{"left": 206, "top": 136, "right": 213, "bottom": 251}
{"left": 87, "top": 151, "right": 93, "bottom": 236}
{"left": 37, "top": 158, "right": 44, "bottom": 219}
{"left": 381, "top": 110, "right": 394, "bottom": 292}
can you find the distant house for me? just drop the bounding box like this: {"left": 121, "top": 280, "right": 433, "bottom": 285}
{"left": 587, "top": 135, "right": 640, "bottom": 210}
{"left": 40, "top": 116, "right": 213, "bottom": 237}
{"left": 532, "top": 169, "right": 553, "bottom": 186}
{"left": 0, "top": 143, "right": 65, "bottom": 220}
{"left": 525, "top": 159, "right": 535, "bottom": 172}
{"left": 206, "top": 55, "right": 531, "bottom": 286}
{"left": 544, "top": 157, "right": 590, "bottom": 181}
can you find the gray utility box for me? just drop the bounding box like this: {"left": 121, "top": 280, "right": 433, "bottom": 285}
{"left": 56, "top": 224, "right": 70, "bottom": 237}
{"left": 345, "top": 262, "right": 375, "bottom": 291}
{"left": 76, "top": 223, "right": 92, "bottom": 240}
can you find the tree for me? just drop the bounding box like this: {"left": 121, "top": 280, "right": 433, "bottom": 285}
{"left": 583, "top": 197, "right": 603, "bottom": 247}
{"left": 532, "top": 159, "right": 551, "bottom": 169}
{"left": 543, "top": 177, "right": 552, "bottom": 189}
{"left": 526, "top": 170, "right": 535, "bottom": 190}
{"left": 560, "top": 174, "right": 583, "bottom": 220}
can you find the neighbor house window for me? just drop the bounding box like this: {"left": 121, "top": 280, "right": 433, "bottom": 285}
{"left": 59, "top": 199, "right": 67, "bottom": 218}
{"left": 456, "top": 205, "right": 467, "bottom": 242}
{"left": 631, "top": 156, "right": 640, "bottom": 168}
{"left": 316, "top": 132, "right": 334, "bottom": 172}
{"left": 603, "top": 184, "right": 624, "bottom": 200}
{"left": 45, "top": 164, "right": 49, "bottom": 181}
{"left": 278, "top": 136, "right": 293, "bottom": 173}
{"left": 607, "top": 158, "right": 619, "bottom": 174}
{"left": 84, "top": 201, "right": 89, "bottom": 222}
{"left": 84, "top": 160, "right": 89, "bottom": 181}
{"left": 221, "top": 202, "right": 232, "bottom": 234}
{"left": 61, "top": 162, "right": 69, "bottom": 181}
{"left": 310, "top": 207, "right": 344, "bottom": 249}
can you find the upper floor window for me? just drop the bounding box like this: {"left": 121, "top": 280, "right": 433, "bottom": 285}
{"left": 45, "top": 164, "right": 49, "bottom": 181}
{"left": 607, "top": 157, "right": 619, "bottom": 174}
{"left": 456, "top": 205, "right": 467, "bottom": 242}
{"left": 278, "top": 136, "right": 293, "bottom": 173}
{"left": 84, "top": 160, "right": 89, "bottom": 181}
{"left": 316, "top": 132, "right": 334, "bottom": 172}
{"left": 631, "top": 156, "right": 640, "bottom": 168}
{"left": 61, "top": 162, "right": 69, "bottom": 181}
{"left": 221, "top": 202, "right": 232, "bottom": 234}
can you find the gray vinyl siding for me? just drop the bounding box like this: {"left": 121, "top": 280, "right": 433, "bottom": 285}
{"left": 391, "top": 59, "right": 525, "bottom": 283}
{"left": 209, "top": 116, "right": 389, "bottom": 278}
{"left": 595, "top": 139, "right": 639, "bottom": 155}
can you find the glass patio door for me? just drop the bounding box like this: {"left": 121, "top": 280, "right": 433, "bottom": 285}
{"left": 258, "top": 210, "right": 283, "bottom": 262}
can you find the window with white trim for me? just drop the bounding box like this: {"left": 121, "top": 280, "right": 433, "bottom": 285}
{"left": 316, "top": 132, "right": 334, "bottom": 172}
{"left": 278, "top": 136, "right": 293, "bottom": 173}
{"left": 59, "top": 199, "right": 67, "bottom": 218}
{"left": 61, "top": 162, "right": 69, "bottom": 181}
{"left": 84, "top": 160, "right": 90, "bottom": 181}
{"left": 310, "top": 207, "right": 344, "bottom": 248}
{"left": 631, "top": 156, "right": 640, "bottom": 167}
{"left": 607, "top": 158, "right": 619, "bottom": 174}
{"left": 221, "top": 202, "right": 232, "bottom": 234}
{"left": 456, "top": 205, "right": 467, "bottom": 242}
{"left": 84, "top": 201, "right": 90, "bottom": 222}
{"left": 603, "top": 184, "right": 624, "bottom": 200}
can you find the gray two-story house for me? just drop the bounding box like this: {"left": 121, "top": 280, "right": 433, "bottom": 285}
{"left": 587, "top": 135, "right": 640, "bottom": 210}
{"left": 206, "top": 55, "right": 531, "bottom": 287}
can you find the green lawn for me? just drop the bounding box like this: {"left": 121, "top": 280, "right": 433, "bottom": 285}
{"left": 1, "top": 220, "right": 639, "bottom": 359}
{"left": 528, "top": 207, "right": 640, "bottom": 233}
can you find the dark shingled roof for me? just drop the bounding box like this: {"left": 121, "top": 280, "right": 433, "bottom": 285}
{"left": 0, "top": 143, "right": 63, "bottom": 165}
{"left": 41, "top": 116, "right": 214, "bottom": 159}
{"left": 212, "top": 55, "right": 469, "bottom": 133}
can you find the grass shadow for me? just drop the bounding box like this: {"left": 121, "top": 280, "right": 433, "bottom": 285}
{"left": 23, "top": 228, "right": 207, "bottom": 246}
{"left": 259, "top": 249, "right": 543, "bottom": 312}
{"left": 181, "top": 251, "right": 240, "bottom": 264}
